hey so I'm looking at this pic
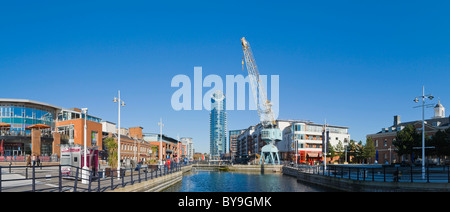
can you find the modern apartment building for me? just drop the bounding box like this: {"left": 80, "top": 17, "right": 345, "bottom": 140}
{"left": 180, "top": 137, "right": 193, "bottom": 161}
{"left": 235, "top": 119, "right": 350, "bottom": 164}
{"left": 229, "top": 129, "right": 245, "bottom": 159}
{"left": 279, "top": 120, "right": 350, "bottom": 164}
{"left": 210, "top": 90, "right": 227, "bottom": 159}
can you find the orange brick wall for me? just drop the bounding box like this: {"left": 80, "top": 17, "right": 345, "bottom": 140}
{"left": 56, "top": 119, "right": 103, "bottom": 150}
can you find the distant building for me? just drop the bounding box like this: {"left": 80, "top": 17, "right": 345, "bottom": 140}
{"left": 143, "top": 133, "right": 181, "bottom": 162}
{"left": 103, "top": 126, "right": 154, "bottom": 163}
{"left": 181, "top": 137, "right": 193, "bottom": 161}
{"left": 210, "top": 90, "right": 227, "bottom": 159}
{"left": 279, "top": 120, "right": 350, "bottom": 164}
{"left": 229, "top": 129, "right": 245, "bottom": 159}
{"left": 236, "top": 119, "right": 350, "bottom": 164}
{"left": 367, "top": 101, "right": 449, "bottom": 164}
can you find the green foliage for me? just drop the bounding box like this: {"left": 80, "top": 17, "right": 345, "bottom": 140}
{"left": 363, "top": 137, "right": 376, "bottom": 161}
{"left": 104, "top": 137, "right": 118, "bottom": 169}
{"left": 393, "top": 125, "right": 421, "bottom": 158}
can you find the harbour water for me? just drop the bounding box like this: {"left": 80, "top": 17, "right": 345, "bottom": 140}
{"left": 163, "top": 168, "right": 328, "bottom": 192}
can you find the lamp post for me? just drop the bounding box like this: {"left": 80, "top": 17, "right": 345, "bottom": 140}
{"left": 413, "top": 86, "right": 434, "bottom": 179}
{"left": 81, "top": 108, "right": 88, "bottom": 184}
{"left": 158, "top": 118, "right": 164, "bottom": 166}
{"left": 114, "top": 91, "right": 125, "bottom": 178}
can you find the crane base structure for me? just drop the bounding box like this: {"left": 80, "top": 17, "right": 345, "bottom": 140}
{"left": 259, "top": 143, "right": 281, "bottom": 165}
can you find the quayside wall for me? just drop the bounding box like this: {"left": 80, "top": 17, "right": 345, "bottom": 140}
{"left": 110, "top": 165, "right": 192, "bottom": 192}
{"left": 282, "top": 166, "right": 450, "bottom": 192}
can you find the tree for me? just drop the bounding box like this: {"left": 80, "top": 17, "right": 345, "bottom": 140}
{"left": 363, "top": 137, "right": 376, "bottom": 163}
{"left": 347, "top": 140, "right": 358, "bottom": 163}
{"left": 354, "top": 141, "right": 365, "bottom": 163}
{"left": 334, "top": 140, "right": 344, "bottom": 163}
{"left": 393, "top": 125, "right": 420, "bottom": 160}
{"left": 104, "top": 137, "right": 118, "bottom": 169}
{"left": 431, "top": 128, "right": 450, "bottom": 160}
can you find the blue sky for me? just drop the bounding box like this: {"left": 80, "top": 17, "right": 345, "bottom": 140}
{"left": 1, "top": 1, "right": 449, "bottom": 153}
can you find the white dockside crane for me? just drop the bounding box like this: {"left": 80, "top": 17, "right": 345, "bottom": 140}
{"left": 241, "top": 37, "right": 281, "bottom": 165}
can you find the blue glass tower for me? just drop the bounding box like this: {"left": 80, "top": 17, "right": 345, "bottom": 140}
{"left": 210, "top": 90, "right": 227, "bottom": 159}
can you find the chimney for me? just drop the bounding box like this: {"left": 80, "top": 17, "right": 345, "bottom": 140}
{"left": 394, "top": 115, "right": 401, "bottom": 126}
{"left": 129, "top": 127, "right": 143, "bottom": 139}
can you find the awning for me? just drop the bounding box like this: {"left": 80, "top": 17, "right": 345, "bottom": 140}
{"left": 26, "top": 124, "right": 51, "bottom": 130}
{"left": 307, "top": 153, "right": 319, "bottom": 158}
{"left": 0, "top": 123, "right": 11, "bottom": 128}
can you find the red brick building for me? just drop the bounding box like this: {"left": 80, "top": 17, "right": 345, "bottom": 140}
{"left": 367, "top": 102, "right": 449, "bottom": 164}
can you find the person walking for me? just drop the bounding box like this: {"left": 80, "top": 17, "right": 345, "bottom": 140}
{"left": 37, "top": 155, "right": 41, "bottom": 169}
{"left": 26, "top": 155, "right": 31, "bottom": 167}
{"left": 32, "top": 154, "right": 36, "bottom": 167}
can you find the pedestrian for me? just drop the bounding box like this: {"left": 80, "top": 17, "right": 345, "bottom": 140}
{"left": 26, "top": 155, "right": 31, "bottom": 167}
{"left": 32, "top": 154, "right": 36, "bottom": 167}
{"left": 37, "top": 155, "right": 41, "bottom": 168}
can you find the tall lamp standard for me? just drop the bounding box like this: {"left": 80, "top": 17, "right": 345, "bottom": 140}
{"left": 413, "top": 86, "right": 434, "bottom": 179}
{"left": 81, "top": 108, "right": 88, "bottom": 184}
{"left": 158, "top": 118, "right": 164, "bottom": 165}
{"left": 114, "top": 91, "right": 125, "bottom": 178}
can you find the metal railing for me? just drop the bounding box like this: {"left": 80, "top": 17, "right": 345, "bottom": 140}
{"left": 0, "top": 162, "right": 189, "bottom": 192}
{"left": 292, "top": 164, "right": 450, "bottom": 183}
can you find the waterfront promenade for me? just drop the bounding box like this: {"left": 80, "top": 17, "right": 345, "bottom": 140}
{"left": 0, "top": 163, "right": 191, "bottom": 192}
{"left": 282, "top": 164, "right": 450, "bottom": 192}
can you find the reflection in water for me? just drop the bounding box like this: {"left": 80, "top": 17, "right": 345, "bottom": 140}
{"left": 163, "top": 169, "right": 328, "bottom": 192}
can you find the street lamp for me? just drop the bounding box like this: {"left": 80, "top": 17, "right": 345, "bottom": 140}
{"left": 158, "top": 118, "right": 164, "bottom": 166}
{"left": 114, "top": 90, "right": 125, "bottom": 178}
{"left": 81, "top": 108, "right": 88, "bottom": 184}
{"left": 413, "top": 86, "right": 434, "bottom": 179}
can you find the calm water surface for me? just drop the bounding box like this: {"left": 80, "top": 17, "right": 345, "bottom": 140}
{"left": 163, "top": 169, "right": 328, "bottom": 192}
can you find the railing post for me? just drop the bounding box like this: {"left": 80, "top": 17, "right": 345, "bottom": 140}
{"left": 131, "top": 168, "right": 134, "bottom": 185}
{"left": 0, "top": 167, "right": 2, "bottom": 192}
{"left": 88, "top": 171, "right": 92, "bottom": 192}
{"left": 447, "top": 166, "right": 450, "bottom": 183}
{"left": 145, "top": 167, "right": 148, "bottom": 181}
{"left": 122, "top": 170, "right": 125, "bottom": 187}
{"left": 111, "top": 169, "right": 114, "bottom": 190}
{"left": 383, "top": 166, "right": 386, "bottom": 182}
{"left": 32, "top": 163, "right": 36, "bottom": 192}
{"left": 98, "top": 171, "right": 101, "bottom": 192}
{"left": 348, "top": 167, "right": 351, "bottom": 179}
{"left": 427, "top": 165, "right": 430, "bottom": 183}
{"left": 59, "top": 165, "right": 62, "bottom": 192}
{"left": 372, "top": 168, "right": 374, "bottom": 181}
{"left": 138, "top": 167, "right": 141, "bottom": 183}
{"left": 410, "top": 165, "right": 413, "bottom": 183}
{"left": 73, "top": 166, "right": 79, "bottom": 192}
{"left": 357, "top": 168, "right": 359, "bottom": 181}
{"left": 362, "top": 169, "right": 365, "bottom": 181}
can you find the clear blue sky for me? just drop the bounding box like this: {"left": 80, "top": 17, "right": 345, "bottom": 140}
{"left": 1, "top": 1, "right": 449, "bottom": 153}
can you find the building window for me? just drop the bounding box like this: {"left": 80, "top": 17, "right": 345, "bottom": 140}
{"left": 384, "top": 139, "right": 387, "bottom": 147}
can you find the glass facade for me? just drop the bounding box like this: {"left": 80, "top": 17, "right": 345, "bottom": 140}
{"left": 0, "top": 100, "right": 59, "bottom": 157}
{"left": 210, "top": 90, "right": 227, "bottom": 159}
{"left": 0, "top": 104, "right": 56, "bottom": 136}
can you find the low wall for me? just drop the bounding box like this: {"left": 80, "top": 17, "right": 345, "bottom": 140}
{"left": 110, "top": 165, "right": 192, "bottom": 192}
{"left": 283, "top": 166, "right": 450, "bottom": 192}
